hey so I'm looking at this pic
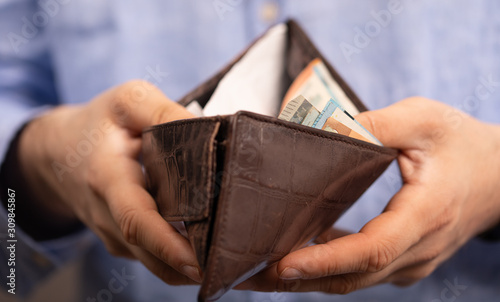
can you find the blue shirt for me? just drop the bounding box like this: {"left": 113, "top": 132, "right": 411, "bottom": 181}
{"left": 1, "top": 0, "right": 499, "bottom": 301}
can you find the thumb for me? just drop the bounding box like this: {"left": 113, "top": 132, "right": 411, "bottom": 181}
{"left": 105, "top": 80, "right": 195, "bottom": 133}
{"left": 355, "top": 97, "right": 438, "bottom": 149}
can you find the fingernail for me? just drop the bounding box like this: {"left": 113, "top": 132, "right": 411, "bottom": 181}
{"left": 181, "top": 265, "right": 202, "bottom": 283}
{"left": 280, "top": 267, "right": 303, "bottom": 280}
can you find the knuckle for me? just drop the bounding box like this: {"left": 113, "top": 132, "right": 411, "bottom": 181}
{"left": 151, "top": 108, "right": 174, "bottom": 125}
{"left": 366, "top": 242, "right": 397, "bottom": 272}
{"left": 117, "top": 207, "right": 139, "bottom": 245}
{"left": 110, "top": 80, "right": 158, "bottom": 120}
{"left": 109, "top": 97, "right": 131, "bottom": 123}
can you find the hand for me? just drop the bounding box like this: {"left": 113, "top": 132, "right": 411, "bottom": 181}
{"left": 239, "top": 97, "right": 500, "bottom": 293}
{"left": 18, "top": 81, "right": 202, "bottom": 284}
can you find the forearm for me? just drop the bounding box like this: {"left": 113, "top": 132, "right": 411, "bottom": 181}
{"left": 0, "top": 119, "right": 83, "bottom": 241}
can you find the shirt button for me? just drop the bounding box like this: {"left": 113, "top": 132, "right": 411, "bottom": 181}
{"left": 260, "top": 2, "right": 279, "bottom": 23}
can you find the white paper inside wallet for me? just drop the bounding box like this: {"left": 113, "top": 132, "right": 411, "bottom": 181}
{"left": 201, "top": 23, "right": 287, "bottom": 117}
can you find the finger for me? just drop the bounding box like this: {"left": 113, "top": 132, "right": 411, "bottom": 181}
{"left": 90, "top": 153, "right": 202, "bottom": 283}
{"left": 89, "top": 189, "right": 199, "bottom": 285}
{"left": 383, "top": 225, "right": 460, "bottom": 287}
{"left": 238, "top": 228, "right": 359, "bottom": 291}
{"left": 128, "top": 245, "right": 200, "bottom": 286}
{"left": 85, "top": 193, "right": 136, "bottom": 259}
{"left": 355, "top": 98, "right": 446, "bottom": 149}
{"left": 243, "top": 265, "right": 388, "bottom": 294}
{"left": 277, "top": 185, "right": 431, "bottom": 280}
{"left": 274, "top": 272, "right": 386, "bottom": 294}
{"left": 103, "top": 80, "right": 195, "bottom": 132}
{"left": 386, "top": 244, "right": 455, "bottom": 287}
{"left": 235, "top": 263, "right": 279, "bottom": 292}
{"left": 246, "top": 225, "right": 446, "bottom": 293}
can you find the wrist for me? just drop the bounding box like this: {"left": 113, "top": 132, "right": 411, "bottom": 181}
{"left": 13, "top": 108, "right": 83, "bottom": 240}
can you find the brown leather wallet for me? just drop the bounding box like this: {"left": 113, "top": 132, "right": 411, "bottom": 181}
{"left": 142, "top": 20, "right": 398, "bottom": 302}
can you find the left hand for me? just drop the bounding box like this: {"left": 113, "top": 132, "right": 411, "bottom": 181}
{"left": 17, "top": 80, "right": 202, "bottom": 285}
{"left": 237, "top": 97, "right": 500, "bottom": 293}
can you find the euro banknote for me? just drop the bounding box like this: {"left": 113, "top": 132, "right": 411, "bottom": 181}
{"left": 279, "top": 95, "right": 381, "bottom": 146}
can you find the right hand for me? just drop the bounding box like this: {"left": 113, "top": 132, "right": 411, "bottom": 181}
{"left": 18, "top": 80, "right": 202, "bottom": 284}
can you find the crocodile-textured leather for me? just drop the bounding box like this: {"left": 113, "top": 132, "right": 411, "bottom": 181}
{"left": 143, "top": 118, "right": 221, "bottom": 269}
{"left": 142, "top": 20, "right": 398, "bottom": 302}
{"left": 143, "top": 112, "right": 397, "bottom": 301}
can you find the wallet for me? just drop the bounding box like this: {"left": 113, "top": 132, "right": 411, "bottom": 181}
{"left": 142, "top": 20, "right": 398, "bottom": 302}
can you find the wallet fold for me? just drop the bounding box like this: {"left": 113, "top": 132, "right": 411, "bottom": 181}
{"left": 142, "top": 20, "right": 398, "bottom": 302}
{"left": 143, "top": 113, "right": 397, "bottom": 301}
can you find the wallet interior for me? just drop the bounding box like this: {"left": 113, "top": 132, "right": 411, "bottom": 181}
{"left": 179, "top": 20, "right": 367, "bottom": 115}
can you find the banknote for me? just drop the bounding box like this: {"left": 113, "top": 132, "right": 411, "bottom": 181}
{"left": 315, "top": 99, "right": 381, "bottom": 145}
{"left": 279, "top": 95, "right": 381, "bottom": 146}
{"left": 311, "top": 59, "right": 360, "bottom": 115}
{"left": 278, "top": 95, "right": 320, "bottom": 127}
{"left": 281, "top": 58, "right": 360, "bottom": 115}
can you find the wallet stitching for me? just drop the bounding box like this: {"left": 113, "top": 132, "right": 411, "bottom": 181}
{"left": 142, "top": 119, "right": 220, "bottom": 134}
{"left": 146, "top": 115, "right": 397, "bottom": 157}
{"left": 204, "top": 122, "right": 235, "bottom": 297}
{"left": 199, "top": 121, "right": 221, "bottom": 266}
{"left": 238, "top": 113, "right": 396, "bottom": 156}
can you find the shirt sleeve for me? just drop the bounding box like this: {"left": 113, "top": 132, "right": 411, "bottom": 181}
{"left": 0, "top": 0, "right": 60, "bottom": 161}
{"left": 0, "top": 0, "right": 95, "bottom": 297}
